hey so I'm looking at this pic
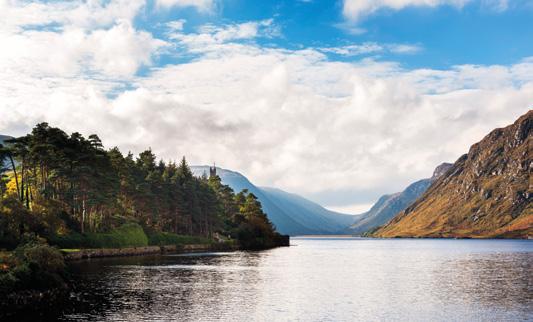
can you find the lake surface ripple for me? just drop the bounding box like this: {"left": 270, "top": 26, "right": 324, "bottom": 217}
{"left": 58, "top": 238, "right": 533, "bottom": 321}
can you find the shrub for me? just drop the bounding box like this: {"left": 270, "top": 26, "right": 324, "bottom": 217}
{"left": 147, "top": 231, "right": 211, "bottom": 246}
{"left": 85, "top": 223, "right": 148, "bottom": 248}
{"left": 15, "top": 242, "right": 65, "bottom": 273}
{"left": 49, "top": 223, "right": 149, "bottom": 249}
{"left": 49, "top": 232, "right": 88, "bottom": 249}
{"left": 0, "top": 241, "right": 67, "bottom": 295}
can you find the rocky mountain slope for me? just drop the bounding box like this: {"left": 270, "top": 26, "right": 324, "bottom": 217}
{"left": 346, "top": 163, "right": 452, "bottom": 235}
{"left": 374, "top": 110, "right": 532, "bottom": 238}
{"left": 191, "top": 166, "right": 355, "bottom": 235}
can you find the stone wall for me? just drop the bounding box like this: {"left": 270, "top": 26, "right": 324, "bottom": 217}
{"left": 63, "top": 242, "right": 240, "bottom": 261}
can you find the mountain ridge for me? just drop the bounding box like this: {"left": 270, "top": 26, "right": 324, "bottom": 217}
{"left": 346, "top": 163, "right": 452, "bottom": 236}
{"left": 374, "top": 110, "right": 532, "bottom": 238}
{"left": 191, "top": 166, "right": 355, "bottom": 235}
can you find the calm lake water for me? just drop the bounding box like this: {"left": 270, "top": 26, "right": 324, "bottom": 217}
{"left": 57, "top": 238, "right": 532, "bottom": 321}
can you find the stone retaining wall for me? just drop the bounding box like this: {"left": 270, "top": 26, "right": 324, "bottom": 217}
{"left": 63, "top": 236, "right": 289, "bottom": 261}
{"left": 63, "top": 243, "right": 239, "bottom": 261}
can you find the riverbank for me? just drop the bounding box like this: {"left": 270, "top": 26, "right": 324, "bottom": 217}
{"left": 62, "top": 243, "right": 238, "bottom": 260}
{"left": 62, "top": 235, "right": 290, "bottom": 260}
{"left": 0, "top": 237, "right": 290, "bottom": 318}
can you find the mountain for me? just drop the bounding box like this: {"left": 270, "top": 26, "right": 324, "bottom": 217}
{"left": 374, "top": 110, "right": 532, "bottom": 238}
{"left": 346, "top": 163, "right": 452, "bottom": 236}
{"left": 0, "top": 135, "right": 11, "bottom": 144}
{"left": 191, "top": 166, "right": 355, "bottom": 235}
{"left": 0, "top": 135, "right": 14, "bottom": 171}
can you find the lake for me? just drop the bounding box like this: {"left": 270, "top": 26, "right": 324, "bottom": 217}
{"left": 55, "top": 238, "right": 533, "bottom": 321}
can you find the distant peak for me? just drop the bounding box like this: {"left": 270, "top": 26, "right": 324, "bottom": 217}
{"left": 431, "top": 162, "right": 453, "bottom": 179}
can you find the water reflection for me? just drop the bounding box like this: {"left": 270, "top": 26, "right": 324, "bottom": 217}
{"left": 435, "top": 253, "right": 532, "bottom": 310}
{"left": 56, "top": 239, "right": 533, "bottom": 321}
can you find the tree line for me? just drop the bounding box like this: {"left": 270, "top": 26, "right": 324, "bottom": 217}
{"left": 0, "top": 123, "right": 282, "bottom": 249}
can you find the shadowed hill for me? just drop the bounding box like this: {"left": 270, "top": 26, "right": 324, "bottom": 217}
{"left": 0, "top": 135, "right": 14, "bottom": 170}
{"left": 191, "top": 166, "right": 355, "bottom": 235}
{"left": 346, "top": 163, "right": 452, "bottom": 235}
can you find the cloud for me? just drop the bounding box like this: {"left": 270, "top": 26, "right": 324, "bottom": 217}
{"left": 0, "top": 1, "right": 532, "bottom": 212}
{"left": 166, "top": 19, "right": 187, "bottom": 31}
{"left": 2, "top": 38, "right": 531, "bottom": 209}
{"left": 333, "top": 22, "right": 367, "bottom": 35}
{"left": 0, "top": 1, "right": 165, "bottom": 79}
{"left": 388, "top": 44, "right": 422, "bottom": 54}
{"left": 320, "top": 43, "right": 383, "bottom": 56}
{"left": 342, "top": 0, "right": 472, "bottom": 22}
{"left": 481, "top": 0, "right": 508, "bottom": 12}
{"left": 319, "top": 42, "right": 422, "bottom": 56}
{"left": 166, "top": 19, "right": 281, "bottom": 56}
{"left": 326, "top": 203, "right": 376, "bottom": 215}
{"left": 0, "top": 21, "right": 165, "bottom": 79}
{"left": 0, "top": 0, "right": 146, "bottom": 31}
{"left": 156, "top": 0, "right": 215, "bottom": 13}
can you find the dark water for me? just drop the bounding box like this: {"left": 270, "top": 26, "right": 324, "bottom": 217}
{"left": 58, "top": 238, "right": 532, "bottom": 321}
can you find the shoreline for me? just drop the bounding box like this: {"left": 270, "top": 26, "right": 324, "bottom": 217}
{"left": 62, "top": 243, "right": 238, "bottom": 261}
{"left": 292, "top": 235, "right": 531, "bottom": 240}
{"left": 62, "top": 237, "right": 290, "bottom": 261}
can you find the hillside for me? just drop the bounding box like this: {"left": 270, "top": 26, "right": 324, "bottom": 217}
{"left": 374, "top": 110, "right": 532, "bottom": 238}
{"left": 0, "top": 135, "right": 12, "bottom": 143}
{"left": 191, "top": 166, "right": 355, "bottom": 235}
{"left": 0, "top": 135, "right": 14, "bottom": 170}
{"left": 346, "top": 163, "right": 452, "bottom": 235}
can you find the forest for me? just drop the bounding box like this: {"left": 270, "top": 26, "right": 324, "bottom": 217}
{"left": 0, "top": 123, "right": 283, "bottom": 250}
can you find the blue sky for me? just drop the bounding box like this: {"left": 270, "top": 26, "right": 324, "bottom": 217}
{"left": 1, "top": 0, "right": 532, "bottom": 213}
{"left": 136, "top": 0, "right": 533, "bottom": 70}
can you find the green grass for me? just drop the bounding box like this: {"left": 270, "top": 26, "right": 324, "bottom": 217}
{"left": 147, "top": 232, "right": 212, "bottom": 246}
{"left": 50, "top": 223, "right": 148, "bottom": 249}
{"left": 50, "top": 225, "right": 216, "bottom": 249}
{"left": 85, "top": 223, "right": 148, "bottom": 248}
{"left": 59, "top": 249, "right": 81, "bottom": 253}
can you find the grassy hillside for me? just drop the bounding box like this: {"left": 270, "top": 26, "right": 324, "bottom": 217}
{"left": 374, "top": 110, "right": 532, "bottom": 238}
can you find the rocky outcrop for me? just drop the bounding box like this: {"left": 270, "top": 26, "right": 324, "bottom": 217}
{"left": 374, "top": 110, "right": 532, "bottom": 238}
{"left": 346, "top": 163, "right": 452, "bottom": 235}
{"left": 431, "top": 163, "right": 453, "bottom": 179}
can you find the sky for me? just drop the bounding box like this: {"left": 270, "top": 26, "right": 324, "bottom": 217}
{"left": 1, "top": 0, "right": 532, "bottom": 214}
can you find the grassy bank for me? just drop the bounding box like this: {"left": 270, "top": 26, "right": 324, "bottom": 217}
{"left": 48, "top": 223, "right": 219, "bottom": 249}
{"left": 147, "top": 231, "right": 213, "bottom": 246}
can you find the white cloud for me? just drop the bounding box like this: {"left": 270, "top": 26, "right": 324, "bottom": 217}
{"left": 0, "top": 0, "right": 146, "bottom": 31}
{"left": 87, "top": 21, "right": 166, "bottom": 77}
{"left": 2, "top": 39, "right": 531, "bottom": 208}
{"left": 342, "top": 0, "right": 472, "bottom": 21}
{"left": 320, "top": 43, "right": 383, "bottom": 56}
{"left": 0, "top": 1, "right": 165, "bottom": 79}
{"left": 327, "top": 203, "right": 375, "bottom": 215}
{"left": 482, "top": 0, "right": 508, "bottom": 12}
{"left": 388, "top": 44, "right": 422, "bottom": 54}
{"left": 156, "top": 0, "right": 215, "bottom": 13}
{"left": 0, "top": 21, "right": 165, "bottom": 79}
{"left": 320, "top": 42, "right": 422, "bottom": 56}
{"left": 0, "top": 1, "right": 532, "bottom": 212}
{"left": 166, "top": 19, "right": 281, "bottom": 57}
{"left": 166, "top": 19, "right": 187, "bottom": 31}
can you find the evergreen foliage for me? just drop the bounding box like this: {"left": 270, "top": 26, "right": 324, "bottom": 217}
{"left": 0, "top": 123, "right": 283, "bottom": 249}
